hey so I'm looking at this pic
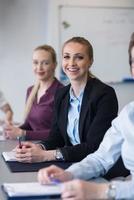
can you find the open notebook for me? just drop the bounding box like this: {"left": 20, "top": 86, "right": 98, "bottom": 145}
{"left": 2, "top": 151, "right": 17, "bottom": 161}
{"left": 2, "top": 182, "right": 62, "bottom": 197}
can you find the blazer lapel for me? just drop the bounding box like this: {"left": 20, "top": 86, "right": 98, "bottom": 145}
{"left": 79, "top": 79, "right": 94, "bottom": 141}
{"left": 61, "top": 92, "right": 70, "bottom": 140}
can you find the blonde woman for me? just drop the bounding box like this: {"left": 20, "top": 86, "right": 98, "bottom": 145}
{"left": 5, "top": 45, "right": 63, "bottom": 140}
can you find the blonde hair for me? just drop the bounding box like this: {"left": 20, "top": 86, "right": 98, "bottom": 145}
{"left": 23, "top": 44, "right": 57, "bottom": 121}
{"left": 23, "top": 81, "right": 40, "bottom": 121}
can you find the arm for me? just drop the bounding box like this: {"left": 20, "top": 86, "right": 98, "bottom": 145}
{"left": 24, "top": 129, "right": 51, "bottom": 140}
{"left": 40, "top": 116, "right": 65, "bottom": 148}
{"left": 5, "top": 120, "right": 32, "bottom": 139}
{"left": 40, "top": 89, "right": 67, "bottom": 149}
{"left": 61, "top": 178, "right": 134, "bottom": 200}
{"left": 37, "top": 117, "right": 123, "bottom": 186}
{"left": 66, "top": 116, "right": 123, "bottom": 180}
{"left": 112, "top": 178, "right": 134, "bottom": 199}
{"left": 19, "top": 118, "right": 47, "bottom": 140}
{"left": 4, "top": 87, "right": 33, "bottom": 139}
{"left": 1, "top": 103, "right": 13, "bottom": 124}
{"left": 60, "top": 87, "right": 118, "bottom": 161}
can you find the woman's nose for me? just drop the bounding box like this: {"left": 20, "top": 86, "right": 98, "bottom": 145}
{"left": 69, "top": 58, "right": 75, "bottom": 66}
{"left": 37, "top": 62, "right": 43, "bottom": 69}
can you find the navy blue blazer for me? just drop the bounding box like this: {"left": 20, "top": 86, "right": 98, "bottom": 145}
{"left": 42, "top": 78, "right": 118, "bottom": 162}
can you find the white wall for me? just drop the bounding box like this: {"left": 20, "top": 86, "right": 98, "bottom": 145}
{"left": 0, "top": 0, "right": 49, "bottom": 121}
{"left": 109, "top": 82, "right": 134, "bottom": 112}
{"left": 48, "top": 0, "right": 134, "bottom": 109}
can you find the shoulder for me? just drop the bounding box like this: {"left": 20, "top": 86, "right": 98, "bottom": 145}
{"left": 55, "top": 84, "right": 70, "bottom": 100}
{"left": 114, "top": 101, "right": 134, "bottom": 135}
{"left": 86, "top": 78, "right": 116, "bottom": 97}
{"left": 89, "top": 78, "right": 115, "bottom": 91}
{"left": 52, "top": 78, "right": 64, "bottom": 90}
{"left": 26, "top": 85, "right": 34, "bottom": 96}
{"left": 119, "top": 101, "right": 134, "bottom": 117}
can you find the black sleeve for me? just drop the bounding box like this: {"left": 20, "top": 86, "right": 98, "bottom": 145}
{"left": 60, "top": 87, "right": 118, "bottom": 161}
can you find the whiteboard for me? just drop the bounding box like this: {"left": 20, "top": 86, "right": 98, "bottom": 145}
{"left": 59, "top": 6, "right": 134, "bottom": 82}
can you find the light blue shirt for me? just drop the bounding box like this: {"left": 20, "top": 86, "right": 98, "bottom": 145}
{"left": 67, "top": 88, "right": 84, "bottom": 145}
{"left": 67, "top": 101, "right": 134, "bottom": 199}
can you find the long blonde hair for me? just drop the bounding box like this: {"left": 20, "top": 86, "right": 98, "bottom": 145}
{"left": 23, "top": 44, "right": 57, "bottom": 121}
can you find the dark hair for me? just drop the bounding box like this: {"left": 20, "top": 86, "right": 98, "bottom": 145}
{"left": 62, "top": 36, "right": 94, "bottom": 62}
{"left": 128, "top": 32, "right": 134, "bottom": 67}
{"left": 34, "top": 44, "right": 57, "bottom": 65}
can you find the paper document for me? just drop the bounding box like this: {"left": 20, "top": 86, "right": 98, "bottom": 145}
{"left": 2, "top": 182, "right": 62, "bottom": 197}
{"left": 2, "top": 151, "right": 17, "bottom": 161}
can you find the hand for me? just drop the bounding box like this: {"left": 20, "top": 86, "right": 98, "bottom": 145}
{"left": 4, "top": 124, "right": 23, "bottom": 139}
{"left": 38, "top": 165, "right": 73, "bottom": 184}
{"left": 62, "top": 180, "right": 108, "bottom": 200}
{"left": 15, "top": 142, "right": 55, "bottom": 163}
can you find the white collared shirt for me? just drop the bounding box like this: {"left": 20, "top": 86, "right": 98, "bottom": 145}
{"left": 67, "top": 101, "right": 134, "bottom": 199}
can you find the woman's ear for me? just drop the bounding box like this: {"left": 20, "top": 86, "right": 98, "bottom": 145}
{"left": 90, "top": 58, "right": 93, "bottom": 66}
{"left": 88, "top": 58, "right": 93, "bottom": 69}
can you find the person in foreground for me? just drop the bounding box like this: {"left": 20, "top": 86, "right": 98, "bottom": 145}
{"left": 37, "top": 33, "right": 134, "bottom": 199}
{"left": 5, "top": 45, "right": 63, "bottom": 140}
{"left": 0, "top": 90, "right": 13, "bottom": 124}
{"left": 14, "top": 36, "right": 118, "bottom": 163}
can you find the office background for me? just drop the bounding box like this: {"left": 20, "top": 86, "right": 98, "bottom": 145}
{"left": 0, "top": 0, "right": 134, "bottom": 121}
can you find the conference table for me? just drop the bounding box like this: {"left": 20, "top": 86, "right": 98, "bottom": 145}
{"left": 0, "top": 139, "right": 61, "bottom": 200}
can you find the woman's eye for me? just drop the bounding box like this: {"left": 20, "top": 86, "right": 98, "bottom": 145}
{"left": 33, "top": 61, "right": 38, "bottom": 65}
{"left": 63, "top": 55, "right": 70, "bottom": 59}
{"left": 76, "top": 56, "right": 84, "bottom": 60}
{"left": 42, "top": 61, "right": 49, "bottom": 65}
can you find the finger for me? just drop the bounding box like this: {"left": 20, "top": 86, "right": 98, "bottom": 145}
{"left": 62, "top": 191, "right": 76, "bottom": 199}
{"left": 50, "top": 172, "right": 63, "bottom": 181}
{"left": 38, "top": 170, "right": 47, "bottom": 184}
{"left": 17, "top": 157, "right": 32, "bottom": 163}
{"left": 18, "top": 141, "right": 31, "bottom": 147}
{"left": 15, "top": 148, "right": 30, "bottom": 157}
{"left": 38, "top": 169, "right": 52, "bottom": 184}
{"left": 16, "top": 151, "right": 32, "bottom": 163}
{"left": 38, "top": 165, "right": 60, "bottom": 184}
{"left": 62, "top": 197, "right": 76, "bottom": 200}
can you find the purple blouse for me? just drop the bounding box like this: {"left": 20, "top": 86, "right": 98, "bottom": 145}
{"left": 20, "top": 78, "right": 63, "bottom": 140}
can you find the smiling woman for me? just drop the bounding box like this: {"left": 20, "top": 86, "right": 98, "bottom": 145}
{"left": 14, "top": 37, "right": 118, "bottom": 167}
{"left": 5, "top": 45, "right": 63, "bottom": 140}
